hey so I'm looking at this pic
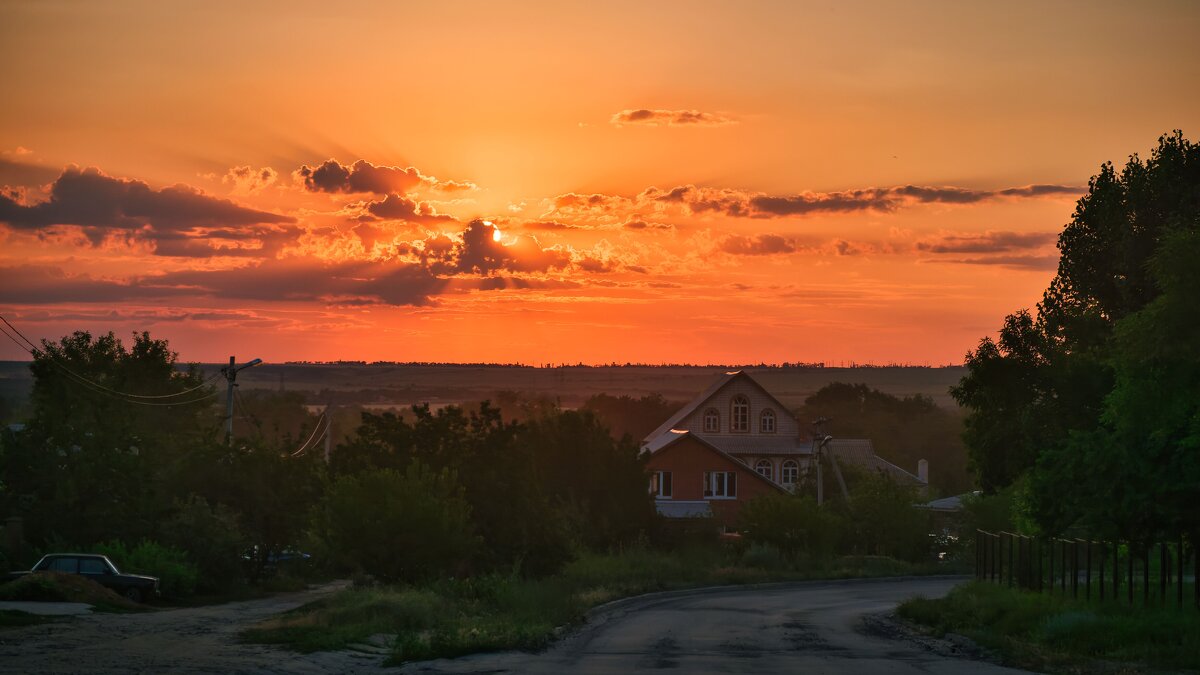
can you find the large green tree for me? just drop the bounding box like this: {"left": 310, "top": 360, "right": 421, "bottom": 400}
{"left": 953, "top": 131, "right": 1200, "bottom": 537}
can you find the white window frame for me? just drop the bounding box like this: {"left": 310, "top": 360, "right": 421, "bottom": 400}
{"left": 702, "top": 408, "right": 720, "bottom": 433}
{"left": 755, "top": 459, "right": 773, "bottom": 481}
{"left": 730, "top": 396, "right": 749, "bottom": 432}
{"left": 650, "top": 470, "right": 673, "bottom": 499}
{"left": 760, "top": 408, "right": 776, "bottom": 433}
{"left": 781, "top": 460, "right": 799, "bottom": 485}
{"left": 703, "top": 471, "right": 737, "bottom": 499}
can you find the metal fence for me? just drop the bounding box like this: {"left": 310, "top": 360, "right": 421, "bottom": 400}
{"left": 975, "top": 530, "right": 1199, "bottom": 608}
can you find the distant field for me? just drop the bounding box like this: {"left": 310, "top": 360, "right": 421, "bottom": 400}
{"left": 0, "top": 361, "right": 967, "bottom": 416}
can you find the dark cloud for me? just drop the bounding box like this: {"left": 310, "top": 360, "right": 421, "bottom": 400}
{"left": 916, "top": 230, "right": 1058, "bottom": 254}
{"left": 551, "top": 183, "right": 1085, "bottom": 220}
{"left": 718, "top": 233, "right": 797, "bottom": 256}
{"left": 293, "top": 159, "right": 475, "bottom": 194}
{"left": 522, "top": 220, "right": 582, "bottom": 231}
{"left": 930, "top": 255, "right": 1058, "bottom": 271}
{"left": 0, "top": 259, "right": 448, "bottom": 307}
{"left": 0, "top": 166, "right": 294, "bottom": 233}
{"left": 610, "top": 109, "right": 736, "bottom": 127}
{"left": 223, "top": 166, "right": 278, "bottom": 194}
{"left": 0, "top": 157, "right": 61, "bottom": 187}
{"left": 365, "top": 193, "right": 456, "bottom": 224}
{"left": 623, "top": 219, "right": 672, "bottom": 230}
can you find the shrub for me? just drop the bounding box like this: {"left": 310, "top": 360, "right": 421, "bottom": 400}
{"left": 159, "top": 496, "right": 249, "bottom": 593}
{"left": 313, "top": 465, "right": 478, "bottom": 583}
{"left": 844, "top": 471, "right": 932, "bottom": 562}
{"left": 739, "top": 493, "right": 840, "bottom": 560}
{"left": 95, "top": 540, "right": 198, "bottom": 598}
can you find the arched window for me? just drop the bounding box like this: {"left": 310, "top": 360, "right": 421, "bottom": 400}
{"left": 760, "top": 408, "right": 776, "bottom": 433}
{"left": 755, "top": 459, "right": 773, "bottom": 481}
{"left": 703, "top": 408, "right": 720, "bottom": 433}
{"left": 782, "top": 460, "right": 799, "bottom": 486}
{"left": 731, "top": 395, "right": 749, "bottom": 432}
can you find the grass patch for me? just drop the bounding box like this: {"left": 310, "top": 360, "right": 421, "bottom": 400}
{"left": 0, "top": 572, "right": 143, "bottom": 612}
{"left": 243, "top": 547, "right": 953, "bottom": 664}
{"left": 897, "top": 581, "right": 1200, "bottom": 672}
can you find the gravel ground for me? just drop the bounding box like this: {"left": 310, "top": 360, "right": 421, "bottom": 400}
{"left": 0, "top": 581, "right": 390, "bottom": 675}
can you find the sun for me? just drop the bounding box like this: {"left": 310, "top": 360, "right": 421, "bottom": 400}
{"left": 483, "top": 220, "right": 502, "bottom": 242}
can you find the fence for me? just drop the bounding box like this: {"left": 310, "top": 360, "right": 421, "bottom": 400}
{"left": 975, "top": 530, "right": 1199, "bottom": 608}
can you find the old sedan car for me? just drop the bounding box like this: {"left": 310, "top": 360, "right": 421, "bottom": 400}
{"left": 5, "top": 554, "right": 160, "bottom": 603}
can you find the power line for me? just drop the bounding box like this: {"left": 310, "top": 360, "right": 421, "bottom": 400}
{"left": 291, "top": 412, "right": 328, "bottom": 457}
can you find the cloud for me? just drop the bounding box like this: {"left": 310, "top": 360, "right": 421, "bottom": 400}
{"left": 610, "top": 109, "right": 736, "bottom": 127}
{"left": 223, "top": 166, "right": 278, "bottom": 195}
{"left": 623, "top": 219, "right": 672, "bottom": 230}
{"left": 0, "top": 259, "right": 449, "bottom": 307}
{"left": 548, "top": 183, "right": 1085, "bottom": 221}
{"left": 0, "top": 166, "right": 294, "bottom": 233}
{"left": 293, "top": 159, "right": 475, "bottom": 195}
{"left": 915, "top": 230, "right": 1057, "bottom": 253}
{"left": 364, "top": 193, "right": 456, "bottom": 224}
{"left": 718, "top": 234, "right": 797, "bottom": 255}
{"left": 522, "top": 220, "right": 583, "bottom": 231}
{"left": 930, "top": 255, "right": 1058, "bottom": 271}
{"left": 0, "top": 156, "right": 61, "bottom": 187}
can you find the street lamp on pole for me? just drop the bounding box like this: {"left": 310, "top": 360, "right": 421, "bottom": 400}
{"left": 221, "top": 356, "right": 262, "bottom": 445}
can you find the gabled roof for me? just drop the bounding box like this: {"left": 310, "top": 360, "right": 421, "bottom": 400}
{"left": 827, "top": 439, "right": 925, "bottom": 486}
{"left": 645, "top": 430, "right": 787, "bottom": 493}
{"left": 641, "top": 370, "right": 799, "bottom": 444}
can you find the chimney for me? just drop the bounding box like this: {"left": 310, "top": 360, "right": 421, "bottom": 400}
{"left": 917, "top": 459, "right": 929, "bottom": 484}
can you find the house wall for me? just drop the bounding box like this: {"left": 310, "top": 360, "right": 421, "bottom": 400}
{"left": 677, "top": 376, "right": 801, "bottom": 439}
{"left": 645, "top": 436, "right": 781, "bottom": 527}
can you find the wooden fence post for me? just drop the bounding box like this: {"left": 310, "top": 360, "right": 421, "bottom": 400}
{"left": 1099, "top": 541, "right": 1105, "bottom": 602}
{"left": 1085, "top": 540, "right": 1092, "bottom": 602}
{"left": 1177, "top": 536, "right": 1184, "bottom": 609}
{"left": 1072, "top": 540, "right": 1079, "bottom": 599}
{"left": 1160, "top": 542, "right": 1167, "bottom": 604}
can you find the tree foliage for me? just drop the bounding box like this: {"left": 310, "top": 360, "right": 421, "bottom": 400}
{"left": 313, "top": 466, "right": 477, "bottom": 583}
{"left": 799, "top": 382, "right": 972, "bottom": 495}
{"left": 953, "top": 131, "right": 1200, "bottom": 539}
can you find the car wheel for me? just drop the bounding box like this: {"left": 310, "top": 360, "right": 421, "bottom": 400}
{"left": 124, "top": 588, "right": 143, "bottom": 604}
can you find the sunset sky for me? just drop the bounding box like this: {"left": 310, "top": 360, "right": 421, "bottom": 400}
{"left": 2, "top": 1, "right": 1198, "bottom": 365}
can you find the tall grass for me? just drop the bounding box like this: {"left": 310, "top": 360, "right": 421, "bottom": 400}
{"left": 243, "top": 546, "right": 950, "bottom": 664}
{"left": 898, "top": 581, "right": 1200, "bottom": 672}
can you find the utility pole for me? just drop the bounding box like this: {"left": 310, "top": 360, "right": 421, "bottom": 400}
{"left": 222, "top": 356, "right": 263, "bottom": 445}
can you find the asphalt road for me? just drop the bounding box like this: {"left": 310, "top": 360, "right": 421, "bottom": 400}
{"left": 0, "top": 576, "right": 1033, "bottom": 674}
{"left": 402, "top": 576, "right": 1033, "bottom": 675}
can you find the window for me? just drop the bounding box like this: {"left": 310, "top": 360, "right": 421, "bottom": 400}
{"left": 760, "top": 408, "right": 776, "bottom": 433}
{"left": 49, "top": 557, "right": 78, "bottom": 573}
{"left": 755, "top": 459, "right": 773, "bottom": 481}
{"left": 650, "top": 470, "right": 673, "bottom": 498}
{"left": 782, "top": 460, "right": 799, "bottom": 485}
{"left": 702, "top": 408, "right": 720, "bottom": 433}
{"left": 703, "top": 471, "right": 737, "bottom": 498}
{"left": 730, "top": 395, "right": 749, "bottom": 432}
{"left": 79, "top": 558, "right": 107, "bottom": 575}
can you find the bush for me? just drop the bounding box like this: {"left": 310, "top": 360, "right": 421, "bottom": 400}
{"left": 160, "top": 496, "right": 249, "bottom": 593}
{"left": 94, "top": 540, "right": 198, "bottom": 598}
{"left": 0, "top": 571, "right": 139, "bottom": 610}
{"left": 313, "top": 465, "right": 478, "bottom": 583}
{"left": 844, "top": 471, "right": 932, "bottom": 562}
{"left": 739, "top": 493, "right": 840, "bottom": 560}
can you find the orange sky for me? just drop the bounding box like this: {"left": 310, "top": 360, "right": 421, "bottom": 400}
{"left": 2, "top": 1, "right": 1198, "bottom": 365}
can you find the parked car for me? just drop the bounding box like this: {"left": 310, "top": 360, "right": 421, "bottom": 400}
{"left": 4, "top": 554, "right": 160, "bottom": 603}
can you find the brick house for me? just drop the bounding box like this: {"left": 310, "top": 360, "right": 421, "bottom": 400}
{"left": 641, "top": 371, "right": 927, "bottom": 528}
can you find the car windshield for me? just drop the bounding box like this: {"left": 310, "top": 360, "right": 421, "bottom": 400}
{"left": 102, "top": 557, "right": 120, "bottom": 575}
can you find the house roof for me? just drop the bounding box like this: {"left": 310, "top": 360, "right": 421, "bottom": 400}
{"left": 826, "top": 439, "right": 925, "bottom": 486}
{"left": 641, "top": 370, "right": 799, "bottom": 444}
{"left": 646, "top": 430, "right": 787, "bottom": 493}
{"left": 919, "top": 491, "right": 979, "bottom": 512}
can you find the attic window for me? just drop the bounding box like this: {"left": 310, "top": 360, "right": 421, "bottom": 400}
{"left": 760, "top": 408, "right": 776, "bottom": 433}
{"left": 731, "top": 395, "right": 749, "bottom": 432}
{"left": 703, "top": 408, "right": 720, "bottom": 432}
